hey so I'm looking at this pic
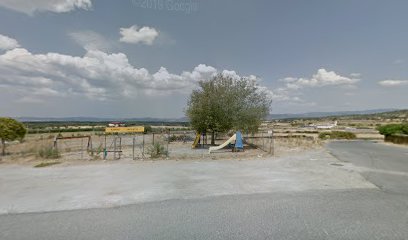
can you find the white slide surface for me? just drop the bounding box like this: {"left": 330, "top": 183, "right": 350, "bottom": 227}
{"left": 209, "top": 134, "right": 236, "bottom": 153}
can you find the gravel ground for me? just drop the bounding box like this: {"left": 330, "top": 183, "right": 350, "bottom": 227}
{"left": 0, "top": 148, "right": 375, "bottom": 214}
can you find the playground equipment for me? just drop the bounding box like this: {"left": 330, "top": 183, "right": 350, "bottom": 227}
{"left": 191, "top": 132, "right": 207, "bottom": 148}
{"left": 208, "top": 131, "right": 243, "bottom": 153}
{"left": 53, "top": 135, "right": 92, "bottom": 160}
{"left": 192, "top": 132, "right": 201, "bottom": 148}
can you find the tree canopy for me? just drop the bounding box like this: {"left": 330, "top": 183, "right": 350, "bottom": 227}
{"left": 186, "top": 74, "right": 271, "bottom": 144}
{"left": 0, "top": 117, "right": 26, "bottom": 156}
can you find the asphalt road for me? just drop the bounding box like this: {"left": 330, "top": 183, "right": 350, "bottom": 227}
{"left": 1, "top": 189, "right": 407, "bottom": 240}
{"left": 327, "top": 140, "right": 408, "bottom": 195}
{"left": 1, "top": 141, "right": 407, "bottom": 240}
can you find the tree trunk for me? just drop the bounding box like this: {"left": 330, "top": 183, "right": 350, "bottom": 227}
{"left": 211, "top": 131, "right": 215, "bottom": 145}
{"left": 1, "top": 139, "right": 5, "bottom": 156}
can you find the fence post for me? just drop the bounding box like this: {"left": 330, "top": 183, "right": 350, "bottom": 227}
{"left": 81, "top": 138, "right": 83, "bottom": 160}
{"left": 104, "top": 134, "right": 107, "bottom": 160}
{"left": 132, "top": 137, "right": 135, "bottom": 160}
{"left": 119, "top": 137, "right": 122, "bottom": 160}
{"left": 114, "top": 136, "right": 117, "bottom": 160}
{"left": 142, "top": 134, "right": 145, "bottom": 159}
{"left": 152, "top": 133, "right": 155, "bottom": 145}
{"left": 166, "top": 131, "right": 169, "bottom": 157}
{"left": 272, "top": 130, "right": 275, "bottom": 156}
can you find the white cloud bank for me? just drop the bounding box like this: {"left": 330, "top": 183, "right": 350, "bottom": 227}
{"left": 119, "top": 25, "right": 159, "bottom": 45}
{"left": 0, "top": 34, "right": 266, "bottom": 103}
{"left": 284, "top": 69, "right": 360, "bottom": 90}
{"left": 0, "top": 34, "right": 20, "bottom": 50}
{"left": 272, "top": 68, "right": 360, "bottom": 103}
{"left": 0, "top": 0, "right": 92, "bottom": 14}
{"left": 378, "top": 80, "right": 408, "bottom": 87}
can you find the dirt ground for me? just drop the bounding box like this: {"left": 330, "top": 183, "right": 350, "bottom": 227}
{"left": 0, "top": 132, "right": 322, "bottom": 166}
{"left": 0, "top": 147, "right": 375, "bottom": 214}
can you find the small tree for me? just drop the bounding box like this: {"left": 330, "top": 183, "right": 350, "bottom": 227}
{"left": 0, "top": 118, "right": 27, "bottom": 156}
{"left": 186, "top": 74, "right": 271, "bottom": 144}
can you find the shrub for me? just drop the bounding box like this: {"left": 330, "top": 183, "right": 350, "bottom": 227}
{"left": 167, "top": 134, "right": 194, "bottom": 142}
{"left": 37, "top": 146, "right": 60, "bottom": 159}
{"left": 144, "top": 125, "right": 153, "bottom": 133}
{"left": 377, "top": 124, "right": 408, "bottom": 136}
{"left": 148, "top": 142, "right": 168, "bottom": 158}
{"left": 319, "top": 131, "right": 356, "bottom": 140}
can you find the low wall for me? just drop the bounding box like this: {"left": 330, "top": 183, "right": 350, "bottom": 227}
{"left": 385, "top": 134, "right": 408, "bottom": 145}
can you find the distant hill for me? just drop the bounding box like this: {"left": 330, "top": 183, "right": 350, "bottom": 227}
{"left": 15, "top": 109, "right": 407, "bottom": 123}
{"left": 269, "top": 109, "right": 397, "bottom": 120}
{"left": 17, "top": 116, "right": 189, "bottom": 123}
{"left": 334, "top": 109, "right": 408, "bottom": 120}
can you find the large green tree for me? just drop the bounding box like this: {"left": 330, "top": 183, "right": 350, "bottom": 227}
{"left": 0, "top": 118, "right": 26, "bottom": 156}
{"left": 186, "top": 74, "right": 271, "bottom": 145}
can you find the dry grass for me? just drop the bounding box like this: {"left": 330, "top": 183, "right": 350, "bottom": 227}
{"left": 2, "top": 132, "right": 323, "bottom": 164}
{"left": 34, "top": 161, "right": 61, "bottom": 168}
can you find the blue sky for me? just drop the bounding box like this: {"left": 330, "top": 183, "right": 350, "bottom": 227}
{"left": 0, "top": 0, "right": 407, "bottom": 118}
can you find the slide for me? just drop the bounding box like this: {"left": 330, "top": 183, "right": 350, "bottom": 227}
{"left": 208, "top": 134, "right": 237, "bottom": 153}
{"left": 192, "top": 132, "right": 201, "bottom": 149}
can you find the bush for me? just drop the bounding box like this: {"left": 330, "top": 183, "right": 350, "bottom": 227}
{"left": 319, "top": 131, "right": 356, "bottom": 140}
{"left": 167, "top": 134, "right": 194, "bottom": 142}
{"left": 377, "top": 124, "right": 408, "bottom": 136}
{"left": 148, "top": 143, "right": 168, "bottom": 158}
{"left": 144, "top": 125, "right": 153, "bottom": 133}
{"left": 37, "top": 146, "right": 60, "bottom": 159}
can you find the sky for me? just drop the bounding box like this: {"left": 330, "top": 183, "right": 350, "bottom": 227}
{"left": 0, "top": 0, "right": 407, "bottom": 118}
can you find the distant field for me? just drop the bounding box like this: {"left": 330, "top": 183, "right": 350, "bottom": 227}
{"left": 24, "top": 121, "right": 191, "bottom": 134}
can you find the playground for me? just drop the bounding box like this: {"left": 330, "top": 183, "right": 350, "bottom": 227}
{"left": 0, "top": 127, "right": 321, "bottom": 165}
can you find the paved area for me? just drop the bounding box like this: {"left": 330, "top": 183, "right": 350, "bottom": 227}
{"left": 327, "top": 140, "right": 408, "bottom": 195}
{"left": 1, "top": 189, "right": 407, "bottom": 240}
{"left": 1, "top": 141, "right": 408, "bottom": 239}
{"left": 0, "top": 148, "right": 374, "bottom": 214}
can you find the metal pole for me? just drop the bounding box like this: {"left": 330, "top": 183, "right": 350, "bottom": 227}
{"left": 272, "top": 130, "right": 275, "bottom": 156}
{"left": 142, "top": 134, "right": 145, "bottom": 159}
{"left": 119, "top": 137, "right": 122, "bottom": 160}
{"left": 114, "top": 136, "right": 117, "bottom": 160}
{"left": 132, "top": 137, "right": 135, "bottom": 160}
{"left": 166, "top": 132, "right": 169, "bottom": 157}
{"left": 104, "top": 134, "right": 107, "bottom": 160}
{"left": 152, "top": 133, "right": 155, "bottom": 145}
{"left": 81, "top": 138, "right": 83, "bottom": 160}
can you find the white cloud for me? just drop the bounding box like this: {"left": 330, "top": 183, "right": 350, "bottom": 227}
{"left": 0, "top": 47, "right": 217, "bottom": 100}
{"left": 119, "top": 25, "right": 159, "bottom": 45}
{"left": 0, "top": 34, "right": 20, "bottom": 50}
{"left": 378, "top": 80, "right": 408, "bottom": 87}
{"left": 0, "top": 40, "right": 267, "bottom": 103}
{"left": 350, "top": 73, "right": 361, "bottom": 78}
{"left": 69, "top": 30, "right": 114, "bottom": 51}
{"left": 270, "top": 68, "right": 360, "bottom": 105}
{"left": 0, "top": 0, "right": 92, "bottom": 14}
{"left": 285, "top": 68, "right": 360, "bottom": 90}
{"left": 221, "top": 70, "right": 240, "bottom": 79}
